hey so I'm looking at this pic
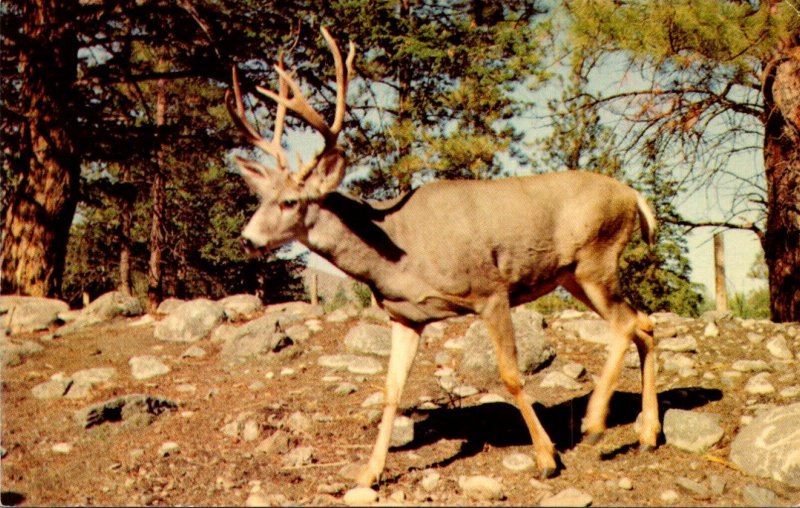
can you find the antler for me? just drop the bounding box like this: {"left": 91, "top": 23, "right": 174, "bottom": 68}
{"left": 228, "top": 26, "right": 355, "bottom": 190}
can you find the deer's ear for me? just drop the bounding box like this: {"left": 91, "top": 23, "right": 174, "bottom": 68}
{"left": 235, "top": 156, "right": 273, "bottom": 192}
{"left": 303, "top": 151, "right": 347, "bottom": 198}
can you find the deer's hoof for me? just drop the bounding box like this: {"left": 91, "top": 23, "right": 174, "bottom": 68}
{"left": 639, "top": 443, "right": 657, "bottom": 453}
{"left": 539, "top": 466, "right": 557, "bottom": 479}
{"left": 584, "top": 431, "right": 604, "bottom": 445}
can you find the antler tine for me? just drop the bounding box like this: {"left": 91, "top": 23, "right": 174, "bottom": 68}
{"left": 227, "top": 66, "right": 289, "bottom": 172}
{"left": 321, "top": 26, "right": 355, "bottom": 136}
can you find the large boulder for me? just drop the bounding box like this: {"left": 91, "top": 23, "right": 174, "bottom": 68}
{"left": 458, "top": 309, "right": 556, "bottom": 386}
{"left": 730, "top": 403, "right": 800, "bottom": 487}
{"left": 218, "top": 313, "right": 289, "bottom": 359}
{"left": 219, "top": 294, "right": 263, "bottom": 321}
{"left": 0, "top": 296, "right": 69, "bottom": 335}
{"left": 55, "top": 291, "right": 143, "bottom": 336}
{"left": 344, "top": 323, "right": 392, "bottom": 357}
{"left": 154, "top": 298, "right": 224, "bottom": 343}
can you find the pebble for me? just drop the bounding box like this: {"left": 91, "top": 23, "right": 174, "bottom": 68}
{"left": 452, "top": 384, "right": 479, "bottom": 397}
{"left": 766, "top": 336, "right": 794, "bottom": 359}
{"left": 540, "top": 371, "right": 583, "bottom": 390}
{"left": 458, "top": 475, "right": 505, "bottom": 501}
{"left": 343, "top": 487, "right": 377, "bottom": 506}
{"left": 779, "top": 385, "right": 800, "bottom": 398}
{"left": 562, "top": 362, "right": 585, "bottom": 379}
{"left": 660, "top": 489, "right": 679, "bottom": 503}
{"left": 390, "top": 415, "right": 414, "bottom": 447}
{"left": 732, "top": 360, "right": 772, "bottom": 372}
{"left": 675, "top": 476, "right": 710, "bottom": 498}
{"left": 618, "top": 477, "right": 633, "bottom": 490}
{"left": 361, "top": 391, "right": 385, "bottom": 408}
{"left": 51, "top": 442, "right": 72, "bottom": 454}
{"left": 502, "top": 452, "right": 535, "bottom": 472}
{"left": 242, "top": 420, "right": 260, "bottom": 441}
{"left": 334, "top": 382, "right": 357, "bottom": 395}
{"left": 703, "top": 322, "right": 719, "bottom": 337}
{"left": 744, "top": 372, "right": 775, "bottom": 394}
{"left": 420, "top": 471, "right": 441, "bottom": 492}
{"left": 539, "top": 487, "right": 592, "bottom": 507}
{"left": 282, "top": 446, "right": 314, "bottom": 467}
{"left": 479, "top": 393, "right": 506, "bottom": 404}
{"left": 158, "top": 442, "right": 179, "bottom": 457}
{"left": 658, "top": 336, "right": 698, "bottom": 353}
{"left": 742, "top": 484, "right": 777, "bottom": 507}
{"left": 347, "top": 356, "right": 383, "bottom": 375}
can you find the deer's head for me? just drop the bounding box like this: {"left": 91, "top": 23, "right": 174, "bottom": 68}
{"left": 227, "top": 27, "right": 355, "bottom": 255}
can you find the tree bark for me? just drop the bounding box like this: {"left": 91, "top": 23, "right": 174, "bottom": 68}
{"left": 118, "top": 165, "right": 133, "bottom": 296}
{"left": 147, "top": 73, "right": 168, "bottom": 313}
{"left": 762, "top": 32, "right": 800, "bottom": 322}
{"left": 1, "top": 0, "right": 79, "bottom": 297}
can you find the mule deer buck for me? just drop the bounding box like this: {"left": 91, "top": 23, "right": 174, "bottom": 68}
{"left": 227, "top": 27, "right": 660, "bottom": 486}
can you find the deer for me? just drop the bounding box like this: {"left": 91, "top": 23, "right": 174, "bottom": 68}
{"left": 226, "top": 26, "right": 661, "bottom": 487}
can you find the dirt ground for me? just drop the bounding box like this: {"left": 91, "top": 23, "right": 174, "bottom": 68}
{"left": 2, "top": 310, "right": 799, "bottom": 506}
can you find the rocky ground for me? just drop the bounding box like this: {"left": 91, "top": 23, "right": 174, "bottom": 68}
{"left": 1, "top": 293, "right": 800, "bottom": 506}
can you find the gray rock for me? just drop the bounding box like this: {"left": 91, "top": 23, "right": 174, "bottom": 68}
{"left": 502, "top": 452, "right": 534, "bottom": 472}
{"left": 657, "top": 336, "right": 698, "bottom": 353}
{"left": 282, "top": 446, "right": 314, "bottom": 467}
{"left": 539, "top": 487, "right": 592, "bottom": 507}
{"left": 390, "top": 415, "right": 414, "bottom": 447}
{"left": 459, "top": 309, "right": 556, "bottom": 386}
{"left": 1, "top": 340, "right": 44, "bottom": 367}
{"left": 219, "top": 294, "right": 262, "bottom": 321}
{"left": 56, "top": 291, "right": 143, "bottom": 336}
{"left": 732, "top": 359, "right": 772, "bottom": 373}
{"left": 744, "top": 372, "right": 775, "bottom": 394}
{"left": 66, "top": 367, "right": 117, "bottom": 399}
{"left": 154, "top": 298, "right": 224, "bottom": 343}
{"left": 703, "top": 321, "right": 719, "bottom": 337}
{"left": 730, "top": 402, "right": 800, "bottom": 487}
{"left": 255, "top": 430, "right": 291, "bottom": 455}
{"left": 156, "top": 298, "right": 185, "bottom": 315}
{"left": 562, "top": 362, "right": 586, "bottom": 380}
{"left": 343, "top": 487, "right": 378, "bottom": 506}
{"left": 742, "top": 484, "right": 777, "bottom": 507}
{"left": 557, "top": 318, "right": 614, "bottom": 344}
{"left": 180, "top": 345, "right": 207, "bottom": 359}
{"left": 74, "top": 394, "right": 177, "bottom": 428}
{"left": 284, "top": 324, "right": 311, "bottom": 342}
{"left": 674, "top": 477, "right": 710, "bottom": 499}
{"left": 660, "top": 489, "right": 679, "bottom": 504}
{"left": 1, "top": 296, "right": 69, "bottom": 335}
{"left": 32, "top": 376, "right": 73, "bottom": 399}
{"left": 663, "top": 409, "right": 723, "bottom": 453}
{"left": 344, "top": 323, "right": 392, "bottom": 357}
{"left": 218, "top": 314, "right": 287, "bottom": 359}
{"left": 540, "top": 371, "right": 583, "bottom": 390}
{"left": 661, "top": 352, "right": 696, "bottom": 372}
{"left": 458, "top": 475, "right": 505, "bottom": 501}
{"left": 347, "top": 356, "right": 383, "bottom": 375}
{"left": 360, "top": 306, "right": 390, "bottom": 323}
{"left": 766, "top": 336, "right": 794, "bottom": 360}
{"left": 283, "top": 411, "right": 313, "bottom": 435}
{"left": 129, "top": 355, "right": 170, "bottom": 380}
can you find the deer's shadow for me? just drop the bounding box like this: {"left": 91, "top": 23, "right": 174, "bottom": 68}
{"left": 397, "top": 387, "right": 722, "bottom": 467}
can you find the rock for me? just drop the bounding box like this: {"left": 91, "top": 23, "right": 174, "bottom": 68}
{"left": 452, "top": 384, "right": 479, "bottom": 397}
{"left": 657, "top": 336, "right": 698, "bottom": 353}
{"left": 283, "top": 411, "right": 312, "bottom": 435}
{"left": 741, "top": 484, "right": 777, "bottom": 507}
{"left": 659, "top": 489, "right": 679, "bottom": 504}
{"left": 129, "top": 355, "right": 170, "bottom": 380}
{"left": 343, "top": 323, "right": 392, "bottom": 356}
{"left": 158, "top": 442, "right": 179, "bottom": 457}
{"left": 557, "top": 317, "right": 614, "bottom": 344}
{"left": 746, "top": 332, "right": 765, "bottom": 344}
{"left": 74, "top": 394, "right": 177, "bottom": 428}
{"left": 420, "top": 471, "right": 441, "bottom": 492}
{"left": 154, "top": 298, "right": 224, "bottom": 343}
{"left": 56, "top": 291, "right": 143, "bottom": 336}
{"left": 326, "top": 308, "right": 350, "bottom": 322}
{"left": 661, "top": 352, "right": 696, "bottom": 372}
{"left": 66, "top": 367, "right": 117, "bottom": 398}
{"left": 156, "top": 298, "right": 185, "bottom": 315}
{"left": 502, "top": 452, "right": 534, "bottom": 472}
{"left": 458, "top": 475, "right": 505, "bottom": 501}
{"left": 390, "top": 415, "right": 414, "bottom": 447}
{"left": 32, "top": 377, "right": 73, "bottom": 400}
{"left": 708, "top": 475, "right": 726, "bottom": 496}
{"left": 218, "top": 314, "right": 286, "bottom": 359}
{"left": 180, "top": 345, "right": 207, "bottom": 359}
{"left": 540, "top": 371, "right": 583, "bottom": 390}
{"left": 0, "top": 296, "right": 69, "bottom": 335}
{"left": 346, "top": 356, "right": 383, "bottom": 375}
{"left": 703, "top": 321, "right": 719, "bottom": 337}
{"left": 459, "top": 309, "right": 556, "bottom": 386}
{"left": 562, "top": 362, "right": 585, "bottom": 380}
{"left": 663, "top": 409, "right": 723, "bottom": 453}
{"left": 219, "top": 294, "right": 262, "bottom": 321}
{"left": 282, "top": 446, "right": 314, "bottom": 467}
{"left": 766, "top": 336, "right": 794, "bottom": 360}
{"left": 51, "top": 442, "right": 72, "bottom": 454}
{"left": 674, "top": 477, "right": 710, "bottom": 499}
{"left": 361, "top": 391, "right": 384, "bottom": 408}
{"left": 618, "top": 477, "right": 633, "bottom": 490}
{"left": 334, "top": 382, "right": 357, "bottom": 395}
{"left": 2, "top": 340, "right": 45, "bottom": 367}
{"left": 730, "top": 402, "right": 800, "bottom": 486}
{"left": 343, "top": 487, "right": 377, "bottom": 506}
{"left": 360, "top": 306, "right": 390, "bottom": 323}
{"left": 285, "top": 324, "right": 311, "bottom": 343}
{"left": 242, "top": 420, "right": 260, "bottom": 442}
{"left": 539, "top": 487, "right": 592, "bottom": 507}
{"left": 732, "top": 359, "right": 772, "bottom": 373}
{"left": 256, "top": 430, "right": 291, "bottom": 455}
{"left": 744, "top": 372, "right": 775, "bottom": 394}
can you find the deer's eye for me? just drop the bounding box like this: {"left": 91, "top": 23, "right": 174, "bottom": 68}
{"left": 280, "top": 199, "right": 299, "bottom": 210}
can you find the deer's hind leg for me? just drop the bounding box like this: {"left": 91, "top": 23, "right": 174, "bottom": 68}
{"left": 481, "top": 293, "right": 558, "bottom": 478}
{"left": 561, "top": 273, "right": 659, "bottom": 450}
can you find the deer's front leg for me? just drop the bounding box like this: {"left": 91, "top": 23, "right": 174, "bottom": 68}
{"left": 357, "top": 320, "right": 421, "bottom": 487}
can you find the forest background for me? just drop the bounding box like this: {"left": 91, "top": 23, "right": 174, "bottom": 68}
{"left": 2, "top": 0, "right": 798, "bottom": 321}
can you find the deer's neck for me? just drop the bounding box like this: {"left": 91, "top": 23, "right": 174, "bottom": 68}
{"left": 301, "top": 192, "right": 403, "bottom": 284}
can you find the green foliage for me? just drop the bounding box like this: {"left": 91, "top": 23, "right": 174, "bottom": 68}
{"left": 351, "top": 281, "right": 373, "bottom": 309}
{"left": 527, "top": 288, "right": 587, "bottom": 315}
{"left": 730, "top": 288, "right": 770, "bottom": 320}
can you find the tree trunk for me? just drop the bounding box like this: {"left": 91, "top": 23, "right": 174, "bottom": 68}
{"left": 118, "top": 165, "right": 133, "bottom": 296}
{"left": 762, "top": 32, "right": 800, "bottom": 322}
{"left": 147, "top": 74, "right": 168, "bottom": 313}
{"left": 1, "top": 0, "right": 79, "bottom": 297}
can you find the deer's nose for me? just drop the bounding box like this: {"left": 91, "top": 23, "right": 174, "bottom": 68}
{"left": 240, "top": 236, "right": 256, "bottom": 253}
